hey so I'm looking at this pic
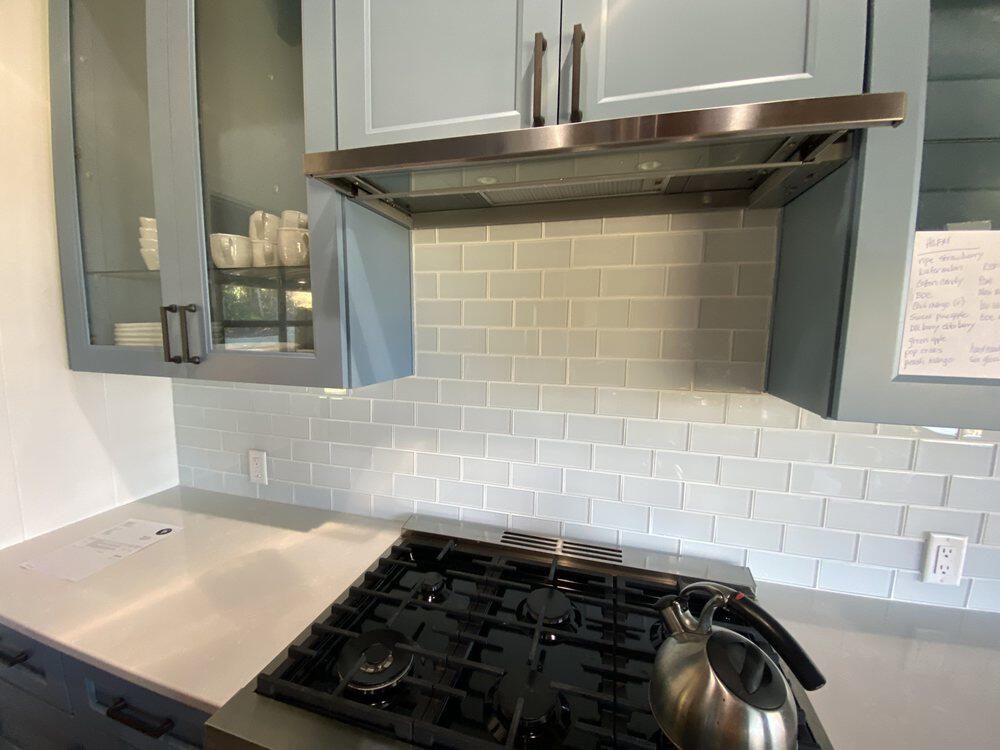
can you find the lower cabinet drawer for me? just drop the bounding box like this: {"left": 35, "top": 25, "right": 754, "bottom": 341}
{"left": 0, "top": 677, "right": 126, "bottom": 750}
{"left": 0, "top": 623, "right": 71, "bottom": 712}
{"left": 64, "top": 659, "right": 208, "bottom": 749}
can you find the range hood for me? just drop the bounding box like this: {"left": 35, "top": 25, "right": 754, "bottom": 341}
{"left": 305, "top": 92, "right": 906, "bottom": 229}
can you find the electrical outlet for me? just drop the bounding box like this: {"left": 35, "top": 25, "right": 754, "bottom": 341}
{"left": 921, "top": 533, "right": 967, "bottom": 585}
{"left": 248, "top": 449, "right": 268, "bottom": 485}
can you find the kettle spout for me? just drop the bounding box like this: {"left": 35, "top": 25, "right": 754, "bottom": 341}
{"left": 653, "top": 595, "right": 702, "bottom": 637}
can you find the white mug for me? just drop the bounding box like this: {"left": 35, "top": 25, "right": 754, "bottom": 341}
{"left": 249, "top": 211, "right": 280, "bottom": 243}
{"left": 138, "top": 216, "right": 157, "bottom": 230}
{"left": 210, "top": 233, "right": 252, "bottom": 268}
{"left": 281, "top": 210, "right": 308, "bottom": 229}
{"left": 139, "top": 238, "right": 158, "bottom": 250}
{"left": 139, "top": 247, "right": 160, "bottom": 271}
{"left": 139, "top": 227, "right": 158, "bottom": 241}
{"left": 278, "top": 228, "right": 309, "bottom": 267}
{"left": 252, "top": 240, "right": 279, "bottom": 268}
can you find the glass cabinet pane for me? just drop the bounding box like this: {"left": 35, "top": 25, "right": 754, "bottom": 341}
{"left": 194, "top": 0, "right": 313, "bottom": 353}
{"left": 70, "top": 0, "right": 163, "bottom": 348}
{"left": 917, "top": 0, "right": 1000, "bottom": 230}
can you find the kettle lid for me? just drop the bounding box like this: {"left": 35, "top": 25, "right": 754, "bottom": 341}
{"left": 706, "top": 628, "right": 787, "bottom": 711}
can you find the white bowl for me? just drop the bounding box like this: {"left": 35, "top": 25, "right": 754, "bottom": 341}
{"left": 140, "top": 247, "right": 160, "bottom": 271}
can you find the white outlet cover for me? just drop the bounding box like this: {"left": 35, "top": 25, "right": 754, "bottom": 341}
{"left": 248, "top": 449, "right": 268, "bottom": 485}
{"left": 921, "top": 532, "right": 967, "bottom": 585}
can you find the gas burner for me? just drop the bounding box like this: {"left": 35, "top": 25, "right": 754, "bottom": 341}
{"left": 414, "top": 571, "right": 448, "bottom": 603}
{"left": 335, "top": 629, "right": 414, "bottom": 694}
{"left": 516, "top": 587, "right": 582, "bottom": 640}
{"left": 486, "top": 666, "right": 571, "bottom": 747}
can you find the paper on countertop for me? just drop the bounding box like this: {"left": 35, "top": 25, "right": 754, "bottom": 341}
{"left": 898, "top": 230, "right": 1000, "bottom": 378}
{"left": 19, "top": 518, "right": 182, "bottom": 582}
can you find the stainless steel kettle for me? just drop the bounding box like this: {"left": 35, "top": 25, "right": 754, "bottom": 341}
{"left": 648, "top": 582, "right": 825, "bottom": 750}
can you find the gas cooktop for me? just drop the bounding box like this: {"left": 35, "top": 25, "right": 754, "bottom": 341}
{"left": 206, "top": 518, "right": 830, "bottom": 750}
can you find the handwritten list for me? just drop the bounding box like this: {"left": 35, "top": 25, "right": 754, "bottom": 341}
{"left": 899, "top": 231, "right": 1000, "bottom": 379}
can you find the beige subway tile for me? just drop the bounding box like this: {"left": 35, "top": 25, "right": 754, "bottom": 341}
{"left": 464, "top": 241, "right": 513, "bottom": 270}
{"left": 626, "top": 360, "right": 695, "bottom": 390}
{"left": 704, "top": 227, "right": 777, "bottom": 262}
{"left": 513, "top": 356, "right": 567, "bottom": 384}
{"left": 699, "top": 297, "right": 770, "bottom": 329}
{"left": 515, "top": 239, "right": 572, "bottom": 269}
{"left": 543, "top": 218, "right": 603, "bottom": 237}
{"left": 601, "top": 267, "right": 666, "bottom": 296}
{"left": 413, "top": 244, "right": 462, "bottom": 271}
{"left": 661, "top": 330, "right": 731, "bottom": 361}
{"left": 488, "top": 223, "right": 542, "bottom": 241}
{"left": 667, "top": 264, "right": 737, "bottom": 296}
{"left": 604, "top": 214, "right": 670, "bottom": 234}
{"left": 489, "top": 271, "right": 542, "bottom": 299}
{"left": 567, "top": 358, "right": 627, "bottom": 386}
{"left": 634, "top": 231, "right": 703, "bottom": 265}
{"left": 628, "top": 299, "right": 700, "bottom": 329}
{"left": 464, "top": 300, "right": 513, "bottom": 326}
{"left": 671, "top": 209, "right": 742, "bottom": 230}
{"left": 598, "top": 330, "right": 661, "bottom": 358}
{"left": 543, "top": 269, "right": 601, "bottom": 297}
{"left": 439, "top": 272, "right": 487, "bottom": 298}
{"left": 515, "top": 300, "right": 569, "bottom": 327}
{"left": 438, "top": 226, "right": 487, "bottom": 243}
{"left": 572, "top": 235, "right": 634, "bottom": 266}
{"left": 571, "top": 299, "right": 630, "bottom": 328}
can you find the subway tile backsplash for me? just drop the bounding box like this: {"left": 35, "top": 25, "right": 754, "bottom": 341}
{"left": 174, "top": 210, "right": 1000, "bottom": 611}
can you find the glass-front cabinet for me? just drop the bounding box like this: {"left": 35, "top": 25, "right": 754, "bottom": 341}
{"left": 50, "top": 0, "right": 413, "bottom": 388}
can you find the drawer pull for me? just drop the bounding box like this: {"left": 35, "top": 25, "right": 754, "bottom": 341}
{"left": 0, "top": 646, "right": 28, "bottom": 668}
{"left": 106, "top": 698, "right": 175, "bottom": 739}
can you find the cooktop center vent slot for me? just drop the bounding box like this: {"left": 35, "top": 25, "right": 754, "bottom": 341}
{"left": 500, "top": 530, "right": 624, "bottom": 564}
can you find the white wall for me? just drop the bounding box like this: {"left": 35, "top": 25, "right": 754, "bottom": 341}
{"left": 0, "top": 0, "right": 178, "bottom": 550}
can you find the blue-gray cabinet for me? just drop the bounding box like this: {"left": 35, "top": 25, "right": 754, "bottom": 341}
{"left": 50, "top": 0, "right": 412, "bottom": 389}
{"left": 768, "top": 0, "right": 1000, "bottom": 430}
{"left": 0, "top": 622, "right": 207, "bottom": 749}
{"left": 334, "top": 0, "right": 867, "bottom": 149}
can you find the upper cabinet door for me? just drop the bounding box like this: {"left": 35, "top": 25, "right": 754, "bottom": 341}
{"left": 335, "top": 0, "right": 561, "bottom": 149}
{"left": 558, "top": 0, "right": 866, "bottom": 123}
{"left": 50, "top": 0, "right": 186, "bottom": 376}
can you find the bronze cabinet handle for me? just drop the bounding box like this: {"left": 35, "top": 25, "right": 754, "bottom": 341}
{"left": 159, "top": 305, "right": 182, "bottom": 364}
{"left": 532, "top": 32, "right": 547, "bottom": 127}
{"left": 178, "top": 304, "right": 201, "bottom": 364}
{"left": 0, "top": 645, "right": 28, "bottom": 668}
{"left": 570, "top": 23, "right": 585, "bottom": 122}
{"left": 105, "top": 698, "right": 175, "bottom": 739}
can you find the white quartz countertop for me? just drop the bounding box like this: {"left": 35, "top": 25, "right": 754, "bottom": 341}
{"left": 1, "top": 487, "right": 998, "bottom": 748}
{"left": 0, "top": 487, "right": 403, "bottom": 714}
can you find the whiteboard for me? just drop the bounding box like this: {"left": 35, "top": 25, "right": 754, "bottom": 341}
{"left": 898, "top": 231, "right": 1000, "bottom": 378}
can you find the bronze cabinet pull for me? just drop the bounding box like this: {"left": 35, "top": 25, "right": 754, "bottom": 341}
{"left": 178, "top": 304, "right": 201, "bottom": 364}
{"left": 570, "top": 23, "right": 585, "bottom": 122}
{"left": 158, "top": 305, "right": 181, "bottom": 364}
{"left": 532, "top": 32, "right": 547, "bottom": 127}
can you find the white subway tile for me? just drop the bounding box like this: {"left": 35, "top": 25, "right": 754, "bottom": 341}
{"left": 672, "top": 210, "right": 742, "bottom": 230}
{"left": 348, "top": 469, "right": 393, "bottom": 495}
{"left": 625, "top": 419, "right": 687, "bottom": 450}
{"left": 416, "top": 322, "right": 437, "bottom": 349}
{"left": 415, "top": 300, "right": 463, "bottom": 325}
{"left": 572, "top": 235, "right": 634, "bottom": 266}
{"left": 866, "top": 470, "right": 946, "bottom": 505}
{"left": 438, "top": 226, "right": 487, "bottom": 243}
{"left": 633, "top": 231, "right": 703, "bottom": 265}
{"left": 464, "top": 241, "right": 514, "bottom": 270}
{"left": 658, "top": 391, "right": 726, "bottom": 423}
{"left": 785, "top": 525, "right": 857, "bottom": 560}
{"left": 699, "top": 298, "right": 769, "bottom": 330}
{"left": 542, "top": 218, "right": 602, "bottom": 237}
{"left": 330, "top": 444, "right": 373, "bottom": 469}
{"left": 488, "top": 224, "right": 541, "bottom": 241}
{"left": 622, "top": 476, "right": 682, "bottom": 508}
{"left": 311, "top": 419, "right": 350, "bottom": 443}
{"left": 330, "top": 398, "right": 371, "bottom": 421}
{"left": 626, "top": 360, "right": 695, "bottom": 390}
{"left": 732, "top": 331, "right": 768, "bottom": 362}
{"left": 292, "top": 439, "right": 330, "bottom": 464}
{"left": 591, "top": 500, "right": 649, "bottom": 532}
{"left": 177, "top": 426, "right": 222, "bottom": 450}
{"left": 667, "top": 264, "right": 736, "bottom": 296}
{"left": 463, "top": 407, "right": 511, "bottom": 434}
{"left": 372, "top": 400, "right": 415, "bottom": 426}
{"left": 393, "top": 378, "right": 438, "bottom": 404}
{"left": 485, "top": 486, "right": 533, "bottom": 514}
{"left": 685, "top": 484, "right": 752, "bottom": 516}
{"left": 536, "top": 493, "right": 589, "bottom": 522}
{"left": 789, "top": 463, "right": 865, "bottom": 498}
{"left": 487, "top": 435, "right": 536, "bottom": 463}
{"left": 817, "top": 560, "right": 892, "bottom": 597}
{"left": 438, "top": 328, "right": 487, "bottom": 354}
{"left": 690, "top": 423, "right": 758, "bottom": 457}
{"left": 464, "top": 355, "right": 512, "bottom": 382}
{"left": 203, "top": 409, "right": 238, "bottom": 431}
{"left": 594, "top": 445, "right": 653, "bottom": 476}
{"left": 654, "top": 450, "right": 719, "bottom": 483}
{"left": 509, "top": 516, "right": 561, "bottom": 536}
{"left": 439, "top": 430, "right": 486, "bottom": 457}
{"left": 562, "top": 523, "right": 618, "bottom": 544}
{"left": 747, "top": 551, "right": 817, "bottom": 586}
{"left": 753, "top": 491, "right": 824, "bottom": 526}
{"left": 834, "top": 434, "right": 914, "bottom": 469}
{"left": 416, "top": 403, "right": 462, "bottom": 430}
{"left": 440, "top": 380, "right": 488, "bottom": 406}
{"left": 462, "top": 457, "right": 509, "bottom": 485}
{"left": 489, "top": 383, "right": 539, "bottom": 409}
{"left": 649, "top": 508, "right": 714, "bottom": 540}
{"left": 310, "top": 464, "right": 350, "bottom": 489}
{"left": 679, "top": 540, "right": 746, "bottom": 566}
{"left": 597, "top": 388, "right": 659, "bottom": 419}
{"left": 415, "top": 501, "right": 460, "bottom": 520}
{"left": 565, "top": 469, "right": 620, "bottom": 500}
{"left": 490, "top": 271, "right": 542, "bottom": 298}
{"left": 725, "top": 394, "right": 799, "bottom": 428}
{"left": 694, "top": 362, "right": 765, "bottom": 392}
{"left": 601, "top": 268, "right": 666, "bottom": 296}
{"left": 759, "top": 429, "right": 833, "bottom": 463}
{"left": 620, "top": 532, "right": 680, "bottom": 555}
{"left": 629, "top": 299, "right": 700, "bottom": 329}
{"left": 604, "top": 215, "right": 669, "bottom": 234}
{"left": 416, "top": 353, "right": 462, "bottom": 379}
{"left": 294, "top": 484, "right": 333, "bottom": 510}
{"left": 393, "top": 426, "right": 438, "bottom": 452}
{"left": 660, "top": 330, "right": 730, "bottom": 361}
{"left": 416, "top": 453, "right": 461, "bottom": 480}
{"left": 857, "top": 535, "right": 923, "bottom": 570}
{"left": 394, "top": 474, "right": 437, "bottom": 501}
{"left": 515, "top": 239, "right": 572, "bottom": 269}
{"left": 892, "top": 572, "right": 971, "bottom": 607}
{"left": 719, "top": 457, "right": 789, "bottom": 491}
{"left": 371, "top": 448, "right": 414, "bottom": 474}
{"left": 373, "top": 495, "right": 416, "bottom": 520}
{"left": 798, "top": 411, "right": 876, "bottom": 434}
{"left": 703, "top": 227, "right": 776, "bottom": 262}
{"left": 916, "top": 440, "right": 995, "bottom": 476}
{"left": 439, "top": 480, "right": 485, "bottom": 508}
{"left": 968, "top": 580, "right": 1000, "bottom": 612}
{"left": 737, "top": 263, "right": 775, "bottom": 295}
{"left": 967, "top": 544, "right": 1000, "bottom": 578}
{"left": 541, "top": 385, "right": 597, "bottom": 414}
{"left": 826, "top": 499, "right": 903, "bottom": 535}
{"left": 715, "top": 517, "right": 782, "bottom": 551}
{"left": 464, "top": 300, "right": 513, "bottom": 326}
{"left": 512, "top": 463, "right": 562, "bottom": 492}
{"left": 174, "top": 405, "right": 204, "bottom": 428}
{"left": 948, "top": 476, "right": 1000, "bottom": 511}
{"left": 567, "top": 359, "right": 626, "bottom": 387}
{"left": 439, "top": 272, "right": 487, "bottom": 299}
{"left": 512, "top": 410, "right": 564, "bottom": 438}
{"left": 543, "top": 269, "right": 601, "bottom": 297}
{"left": 542, "top": 330, "right": 597, "bottom": 357}
{"left": 514, "top": 300, "right": 569, "bottom": 327}
{"left": 488, "top": 330, "right": 539, "bottom": 356}
{"left": 538, "top": 439, "right": 591, "bottom": 468}
{"left": 570, "top": 299, "right": 630, "bottom": 328}
{"left": 567, "top": 414, "right": 625, "bottom": 444}
{"left": 903, "top": 506, "right": 983, "bottom": 539}
{"left": 984, "top": 514, "right": 1000, "bottom": 545}
{"left": 413, "top": 244, "right": 462, "bottom": 271}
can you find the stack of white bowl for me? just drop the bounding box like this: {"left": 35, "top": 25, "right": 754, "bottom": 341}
{"left": 209, "top": 210, "right": 309, "bottom": 269}
{"left": 139, "top": 217, "right": 159, "bottom": 270}
{"left": 113, "top": 322, "right": 163, "bottom": 347}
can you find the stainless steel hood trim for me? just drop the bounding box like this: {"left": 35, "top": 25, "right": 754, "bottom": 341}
{"left": 305, "top": 92, "right": 905, "bottom": 177}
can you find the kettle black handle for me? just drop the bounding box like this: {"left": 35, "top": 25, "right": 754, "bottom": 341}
{"left": 727, "top": 592, "right": 826, "bottom": 691}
